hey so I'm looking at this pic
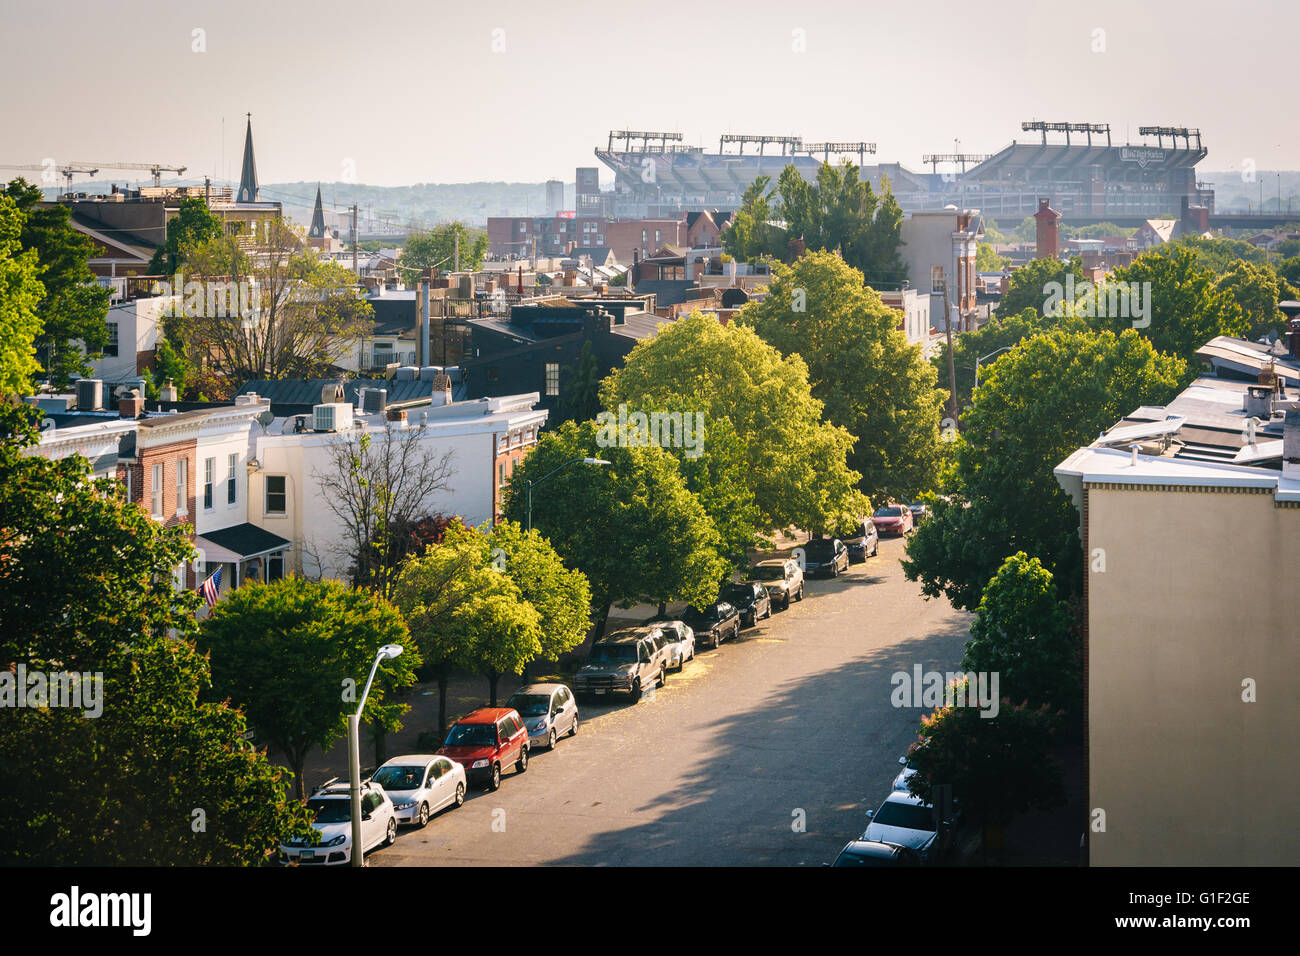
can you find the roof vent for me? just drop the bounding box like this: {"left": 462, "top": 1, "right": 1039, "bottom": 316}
{"left": 321, "top": 383, "right": 345, "bottom": 405}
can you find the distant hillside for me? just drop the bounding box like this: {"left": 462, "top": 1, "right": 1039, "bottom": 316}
{"left": 1200, "top": 170, "right": 1300, "bottom": 215}
{"left": 263, "top": 181, "right": 569, "bottom": 230}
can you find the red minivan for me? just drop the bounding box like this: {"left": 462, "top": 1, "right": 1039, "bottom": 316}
{"left": 437, "top": 708, "right": 530, "bottom": 791}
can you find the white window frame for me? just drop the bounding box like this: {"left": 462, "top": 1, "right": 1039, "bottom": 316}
{"left": 176, "top": 458, "right": 188, "bottom": 516}
{"left": 203, "top": 457, "right": 214, "bottom": 511}
{"left": 151, "top": 463, "right": 164, "bottom": 518}
{"left": 226, "top": 453, "right": 238, "bottom": 506}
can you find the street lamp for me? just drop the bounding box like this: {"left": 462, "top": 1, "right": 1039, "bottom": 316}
{"left": 525, "top": 457, "right": 611, "bottom": 532}
{"left": 349, "top": 643, "right": 402, "bottom": 868}
{"left": 974, "top": 346, "right": 1015, "bottom": 390}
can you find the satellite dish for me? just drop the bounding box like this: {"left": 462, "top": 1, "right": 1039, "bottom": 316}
{"left": 1268, "top": 329, "right": 1279, "bottom": 345}
{"left": 40, "top": 418, "right": 56, "bottom": 433}
{"left": 257, "top": 409, "right": 275, "bottom": 429}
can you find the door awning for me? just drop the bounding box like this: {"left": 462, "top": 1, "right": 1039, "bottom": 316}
{"left": 197, "top": 523, "right": 292, "bottom": 565}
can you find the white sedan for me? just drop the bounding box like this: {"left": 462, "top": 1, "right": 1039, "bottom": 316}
{"left": 370, "top": 754, "right": 467, "bottom": 827}
{"left": 280, "top": 780, "right": 397, "bottom": 865}
{"left": 650, "top": 620, "right": 696, "bottom": 671}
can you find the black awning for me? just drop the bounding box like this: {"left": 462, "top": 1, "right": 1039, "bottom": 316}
{"left": 198, "top": 523, "right": 291, "bottom": 559}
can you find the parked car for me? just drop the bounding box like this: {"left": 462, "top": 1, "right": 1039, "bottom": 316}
{"left": 370, "top": 754, "right": 466, "bottom": 827}
{"left": 722, "top": 581, "right": 772, "bottom": 627}
{"left": 646, "top": 619, "right": 696, "bottom": 671}
{"left": 872, "top": 503, "right": 914, "bottom": 537}
{"left": 505, "top": 683, "right": 579, "bottom": 750}
{"left": 891, "top": 755, "right": 917, "bottom": 794}
{"left": 907, "top": 501, "right": 928, "bottom": 526}
{"left": 837, "top": 517, "right": 879, "bottom": 563}
{"left": 831, "top": 840, "right": 922, "bottom": 867}
{"left": 573, "top": 628, "right": 668, "bottom": 702}
{"left": 681, "top": 601, "right": 741, "bottom": 649}
{"left": 863, "top": 790, "right": 957, "bottom": 863}
{"left": 801, "top": 537, "right": 849, "bottom": 577}
{"left": 437, "top": 708, "right": 530, "bottom": 791}
{"left": 279, "top": 779, "right": 397, "bottom": 865}
{"left": 752, "top": 558, "right": 804, "bottom": 610}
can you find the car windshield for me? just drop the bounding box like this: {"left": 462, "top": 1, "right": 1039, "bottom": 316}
{"left": 307, "top": 798, "right": 351, "bottom": 824}
{"left": 834, "top": 848, "right": 900, "bottom": 867}
{"left": 874, "top": 506, "right": 904, "bottom": 518}
{"left": 804, "top": 539, "right": 836, "bottom": 556}
{"left": 722, "top": 585, "right": 753, "bottom": 603}
{"left": 371, "top": 766, "right": 424, "bottom": 790}
{"left": 836, "top": 524, "right": 865, "bottom": 539}
{"left": 684, "top": 606, "right": 717, "bottom": 623}
{"left": 444, "top": 723, "right": 498, "bottom": 747}
{"left": 588, "top": 644, "right": 636, "bottom": 663}
{"left": 752, "top": 565, "right": 785, "bottom": 581}
{"left": 508, "top": 694, "right": 551, "bottom": 717}
{"left": 873, "top": 800, "right": 936, "bottom": 831}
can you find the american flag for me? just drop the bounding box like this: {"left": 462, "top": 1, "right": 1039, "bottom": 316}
{"left": 200, "top": 567, "right": 223, "bottom": 609}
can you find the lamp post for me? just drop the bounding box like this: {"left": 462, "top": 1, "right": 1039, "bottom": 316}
{"left": 349, "top": 643, "right": 403, "bottom": 868}
{"left": 974, "top": 345, "right": 1015, "bottom": 390}
{"left": 524, "top": 457, "right": 611, "bottom": 533}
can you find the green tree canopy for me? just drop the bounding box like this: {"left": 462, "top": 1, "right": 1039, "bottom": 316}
{"left": 737, "top": 251, "right": 944, "bottom": 501}
{"left": 903, "top": 329, "right": 1186, "bottom": 611}
{"left": 197, "top": 577, "right": 418, "bottom": 798}
{"left": 600, "top": 309, "right": 863, "bottom": 534}
{"left": 996, "top": 256, "right": 1088, "bottom": 318}
{"left": 3, "top": 178, "right": 111, "bottom": 385}
{"left": 148, "top": 196, "right": 224, "bottom": 275}
{"left": 400, "top": 222, "right": 489, "bottom": 278}
{"left": 0, "top": 192, "right": 46, "bottom": 395}
{"left": 0, "top": 403, "right": 312, "bottom": 863}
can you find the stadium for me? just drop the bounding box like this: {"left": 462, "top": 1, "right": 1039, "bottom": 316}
{"left": 594, "top": 123, "right": 1213, "bottom": 225}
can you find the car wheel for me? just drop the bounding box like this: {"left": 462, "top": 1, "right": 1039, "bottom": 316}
{"left": 796, "top": 585, "right": 804, "bottom": 601}
{"left": 385, "top": 817, "right": 397, "bottom": 846}
{"left": 548, "top": 728, "right": 557, "bottom": 749}
{"left": 710, "top": 631, "right": 720, "bottom": 650}
{"left": 517, "top": 747, "right": 529, "bottom": 773}
{"left": 569, "top": 714, "right": 579, "bottom": 736}
{"left": 454, "top": 782, "right": 465, "bottom": 807}
{"left": 630, "top": 678, "right": 643, "bottom": 702}
{"left": 488, "top": 763, "right": 501, "bottom": 791}
{"left": 417, "top": 802, "right": 430, "bottom": 828}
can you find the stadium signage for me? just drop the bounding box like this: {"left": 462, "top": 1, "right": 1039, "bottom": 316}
{"left": 1120, "top": 147, "right": 1165, "bottom": 168}
{"left": 557, "top": 210, "right": 577, "bottom": 219}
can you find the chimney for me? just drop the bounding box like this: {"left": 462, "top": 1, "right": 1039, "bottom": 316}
{"left": 1284, "top": 408, "right": 1300, "bottom": 480}
{"left": 1034, "top": 198, "right": 1061, "bottom": 260}
{"left": 119, "top": 392, "right": 145, "bottom": 418}
{"left": 430, "top": 372, "right": 453, "bottom": 407}
{"left": 159, "top": 379, "right": 179, "bottom": 402}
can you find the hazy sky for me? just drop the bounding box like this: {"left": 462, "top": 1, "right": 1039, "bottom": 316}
{"left": 2, "top": 0, "right": 1294, "bottom": 188}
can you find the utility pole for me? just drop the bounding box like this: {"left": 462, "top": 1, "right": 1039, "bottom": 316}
{"left": 351, "top": 203, "right": 359, "bottom": 275}
{"left": 939, "top": 274, "right": 958, "bottom": 421}
{"left": 454, "top": 229, "right": 460, "bottom": 273}
{"left": 204, "top": 175, "right": 211, "bottom": 206}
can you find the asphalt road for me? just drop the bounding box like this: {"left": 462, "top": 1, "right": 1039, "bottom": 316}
{"left": 373, "top": 537, "right": 972, "bottom": 867}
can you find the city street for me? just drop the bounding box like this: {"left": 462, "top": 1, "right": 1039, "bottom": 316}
{"left": 373, "top": 538, "right": 973, "bottom": 867}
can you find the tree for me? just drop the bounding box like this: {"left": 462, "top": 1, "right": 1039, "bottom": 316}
{"left": 399, "top": 222, "right": 489, "bottom": 278}
{"left": 962, "top": 553, "right": 1080, "bottom": 713}
{"left": 1214, "top": 259, "right": 1287, "bottom": 340}
{"left": 722, "top": 175, "right": 785, "bottom": 263}
{"left": 599, "top": 309, "right": 863, "bottom": 534}
{"left": 166, "top": 218, "right": 374, "bottom": 398}
{"left": 738, "top": 251, "right": 944, "bottom": 501}
{"left": 310, "top": 421, "right": 456, "bottom": 601}
{"left": 905, "top": 693, "right": 1065, "bottom": 858}
{"left": 975, "top": 242, "right": 1006, "bottom": 272}
{"left": 3, "top": 178, "right": 111, "bottom": 385}
{"left": 148, "top": 196, "right": 223, "bottom": 275}
{"left": 197, "top": 577, "right": 418, "bottom": 799}
{"left": 1103, "top": 248, "right": 1246, "bottom": 364}
{"left": 487, "top": 520, "right": 593, "bottom": 663}
{"left": 996, "top": 256, "right": 1088, "bottom": 319}
{"left": 903, "top": 330, "right": 1186, "bottom": 611}
{"left": 153, "top": 336, "right": 197, "bottom": 399}
{"left": 0, "top": 403, "right": 313, "bottom": 864}
{"left": 501, "top": 419, "right": 730, "bottom": 621}
{"left": 0, "top": 192, "right": 45, "bottom": 395}
{"left": 1013, "top": 217, "right": 1037, "bottom": 243}
{"left": 931, "top": 306, "right": 1091, "bottom": 411}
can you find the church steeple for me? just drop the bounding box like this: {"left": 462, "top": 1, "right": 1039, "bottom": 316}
{"left": 237, "top": 113, "right": 259, "bottom": 203}
{"left": 308, "top": 184, "right": 326, "bottom": 238}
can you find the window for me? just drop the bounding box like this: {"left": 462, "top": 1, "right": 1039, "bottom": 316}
{"left": 655, "top": 229, "right": 662, "bottom": 243}
{"left": 151, "top": 463, "right": 163, "bottom": 517}
{"left": 499, "top": 461, "right": 506, "bottom": 485}
{"left": 265, "top": 475, "right": 287, "bottom": 515}
{"left": 176, "top": 458, "right": 187, "bottom": 515}
{"left": 105, "top": 322, "right": 119, "bottom": 358}
{"left": 545, "top": 362, "right": 560, "bottom": 396}
{"left": 641, "top": 229, "right": 648, "bottom": 244}
{"left": 203, "top": 458, "right": 214, "bottom": 510}
{"left": 226, "top": 453, "right": 237, "bottom": 505}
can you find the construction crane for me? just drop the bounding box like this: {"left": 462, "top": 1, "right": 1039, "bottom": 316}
{"left": 0, "top": 162, "right": 99, "bottom": 195}
{"left": 70, "top": 161, "right": 188, "bottom": 187}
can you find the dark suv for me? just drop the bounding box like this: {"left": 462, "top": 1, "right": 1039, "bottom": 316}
{"left": 573, "top": 627, "right": 667, "bottom": 702}
{"left": 682, "top": 601, "right": 741, "bottom": 649}
{"left": 722, "top": 581, "right": 772, "bottom": 627}
{"left": 437, "top": 707, "right": 530, "bottom": 791}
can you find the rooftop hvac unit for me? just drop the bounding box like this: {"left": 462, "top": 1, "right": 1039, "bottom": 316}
{"left": 418, "top": 365, "right": 443, "bottom": 382}
{"left": 313, "top": 402, "right": 354, "bottom": 433}
{"left": 362, "top": 388, "right": 387, "bottom": 414}
{"left": 321, "top": 383, "right": 346, "bottom": 405}
{"left": 76, "top": 378, "right": 104, "bottom": 411}
{"left": 395, "top": 366, "right": 418, "bottom": 381}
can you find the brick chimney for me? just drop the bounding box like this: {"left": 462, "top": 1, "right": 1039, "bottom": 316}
{"left": 1034, "top": 198, "right": 1061, "bottom": 259}
{"left": 119, "top": 393, "right": 145, "bottom": 418}
{"left": 430, "top": 372, "right": 453, "bottom": 407}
